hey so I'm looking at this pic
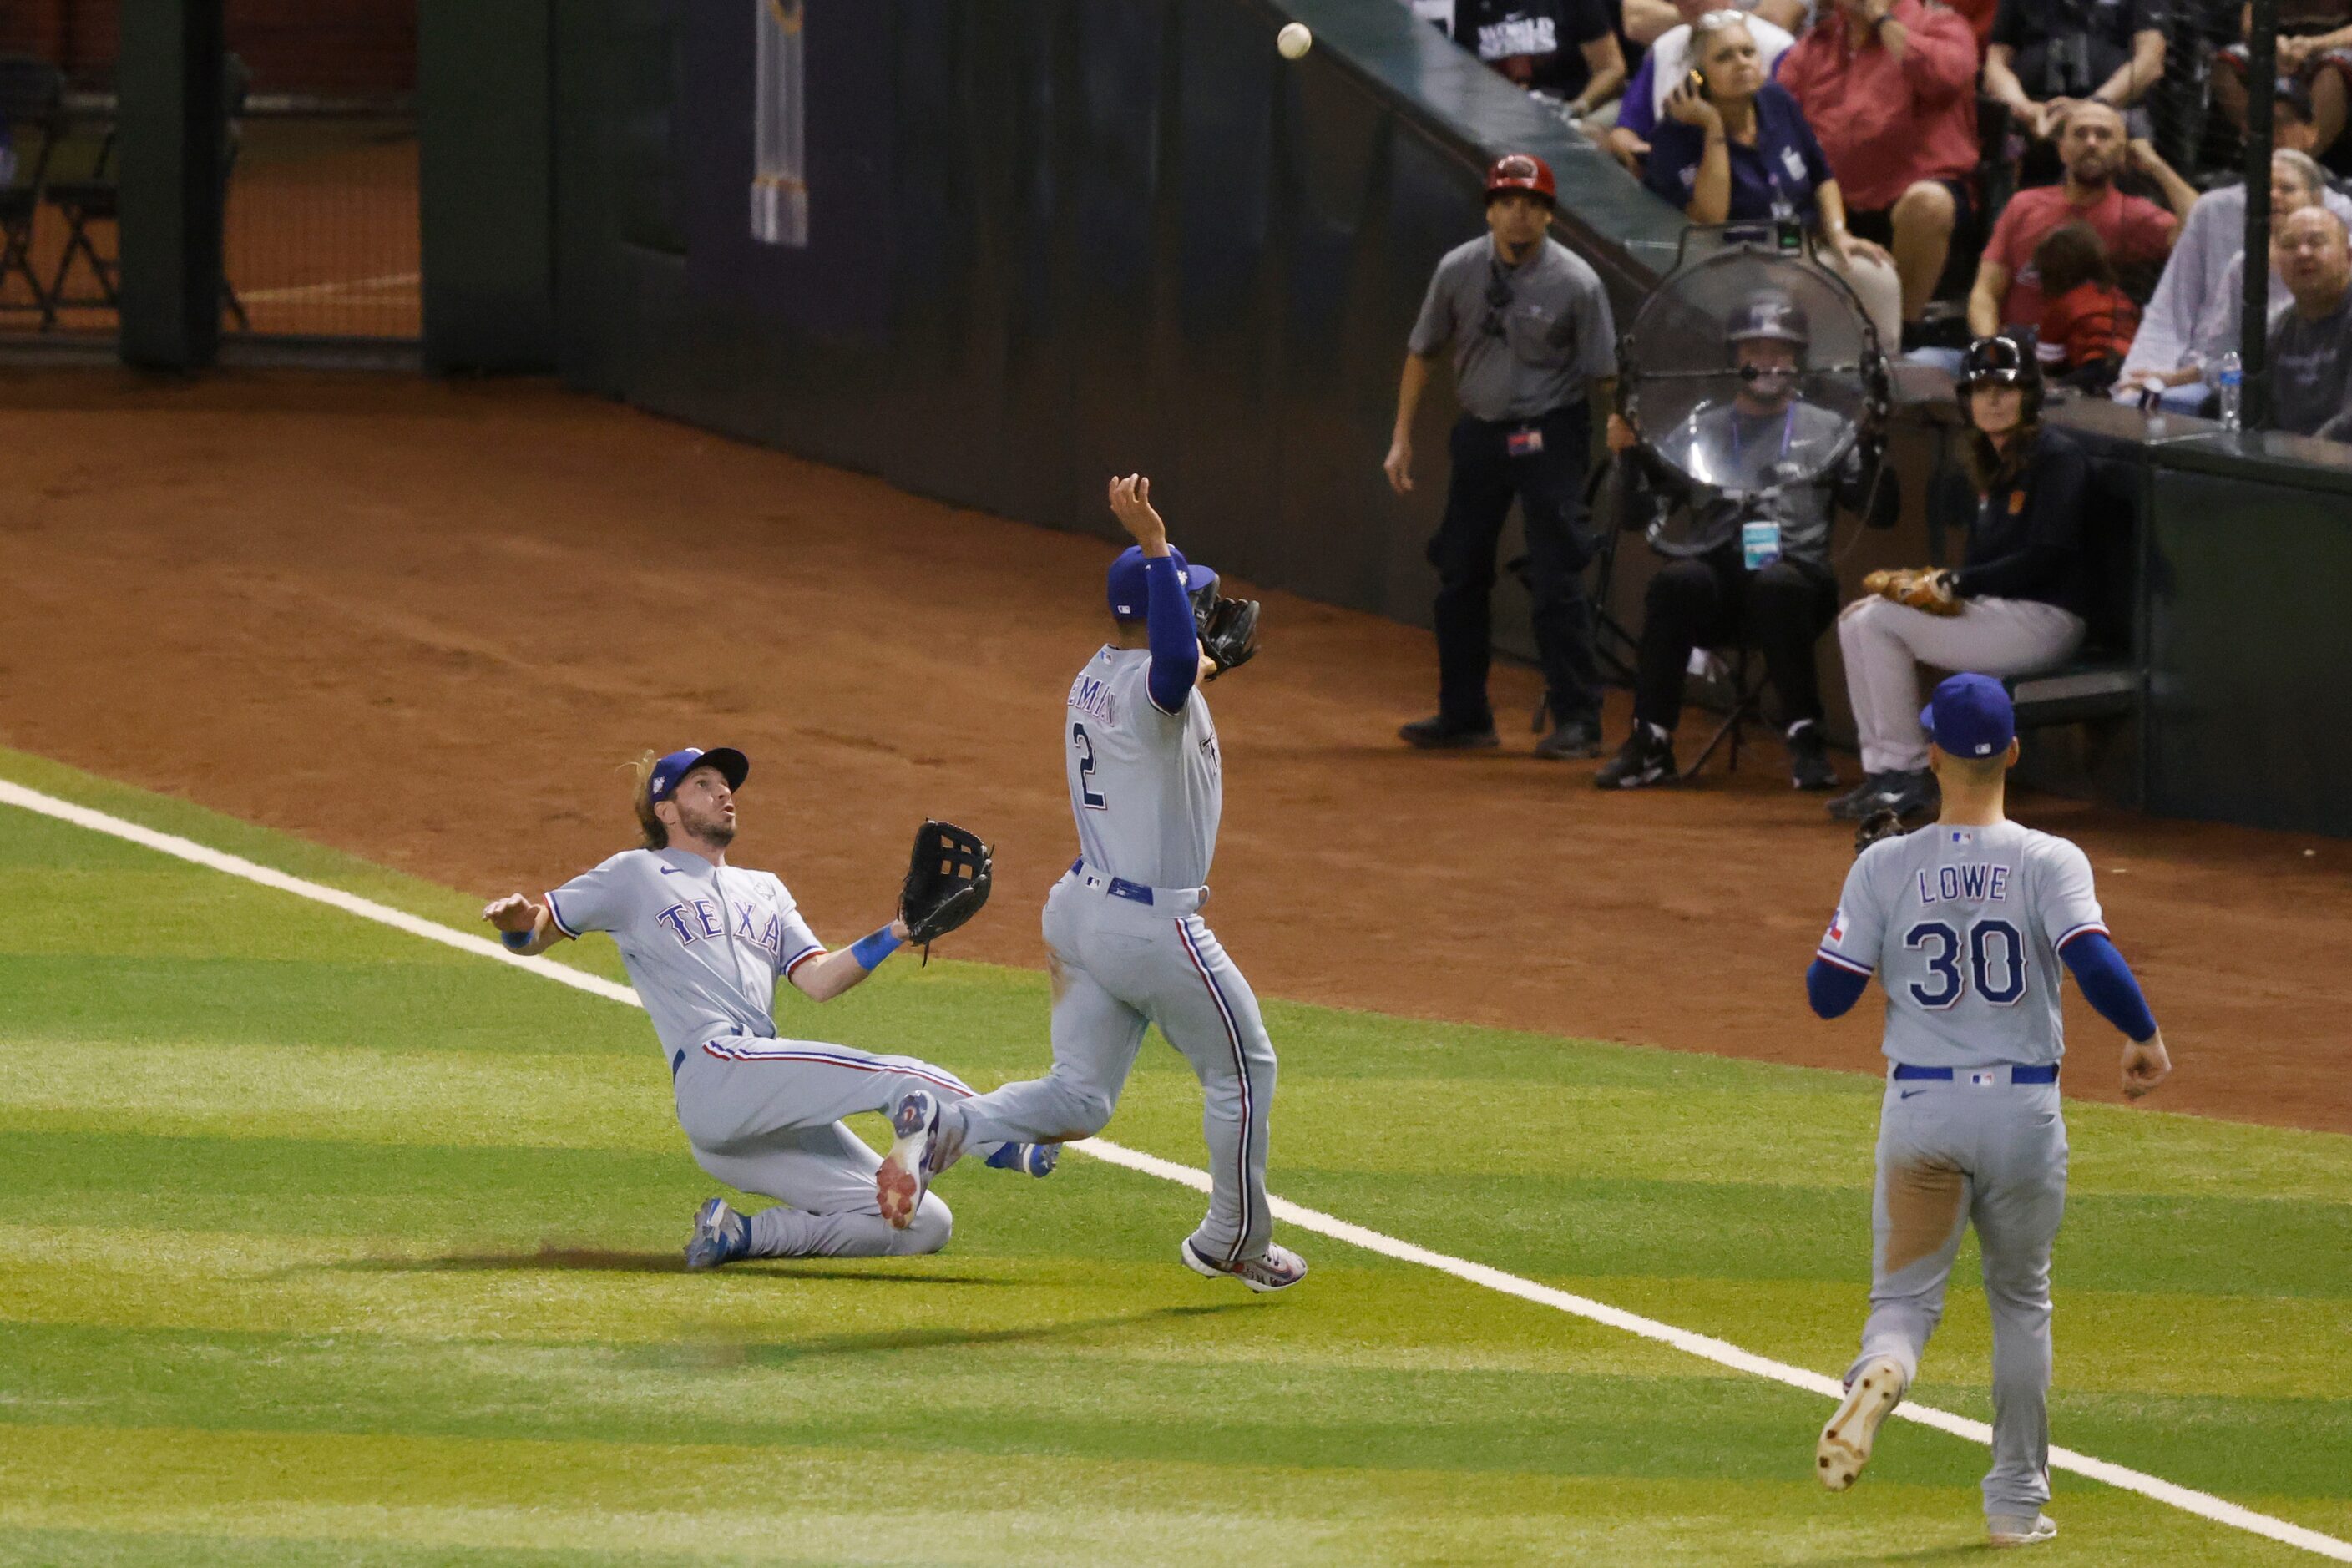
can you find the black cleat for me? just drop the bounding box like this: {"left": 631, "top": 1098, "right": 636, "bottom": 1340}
{"left": 1872, "top": 767, "right": 1941, "bottom": 820}
{"left": 1594, "top": 726, "right": 1677, "bottom": 789}
{"left": 1787, "top": 721, "right": 1838, "bottom": 792}
{"left": 1826, "top": 773, "right": 1892, "bottom": 820}
{"left": 1399, "top": 714, "right": 1500, "bottom": 750}
{"left": 1533, "top": 720, "right": 1605, "bottom": 760}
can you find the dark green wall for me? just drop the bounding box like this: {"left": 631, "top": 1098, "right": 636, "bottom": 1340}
{"left": 117, "top": 0, "right": 224, "bottom": 370}
{"left": 418, "top": 0, "right": 554, "bottom": 373}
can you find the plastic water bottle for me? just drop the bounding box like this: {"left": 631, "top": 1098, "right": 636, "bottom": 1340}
{"left": 2217, "top": 351, "right": 2243, "bottom": 431}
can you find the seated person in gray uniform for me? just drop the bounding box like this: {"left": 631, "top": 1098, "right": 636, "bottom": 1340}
{"left": 1596, "top": 290, "right": 1887, "bottom": 792}
{"left": 482, "top": 746, "right": 1054, "bottom": 1268}
{"left": 876, "top": 473, "right": 1307, "bottom": 1293}
{"left": 1805, "top": 673, "right": 2172, "bottom": 1551}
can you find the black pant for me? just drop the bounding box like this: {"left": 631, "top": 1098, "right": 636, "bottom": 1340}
{"left": 1429, "top": 403, "right": 1601, "bottom": 730}
{"left": 1632, "top": 549, "right": 1838, "bottom": 733}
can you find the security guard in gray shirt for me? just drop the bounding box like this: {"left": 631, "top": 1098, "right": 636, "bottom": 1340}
{"left": 1385, "top": 153, "right": 1621, "bottom": 757}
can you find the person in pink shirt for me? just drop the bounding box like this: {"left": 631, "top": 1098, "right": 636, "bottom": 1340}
{"left": 1967, "top": 102, "right": 2193, "bottom": 333}
{"left": 1779, "top": 0, "right": 1981, "bottom": 335}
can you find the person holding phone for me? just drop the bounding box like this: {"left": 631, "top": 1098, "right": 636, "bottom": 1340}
{"left": 1641, "top": 13, "right": 1904, "bottom": 345}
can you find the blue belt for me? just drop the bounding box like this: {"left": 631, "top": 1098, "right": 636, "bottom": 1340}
{"left": 671, "top": 1047, "right": 685, "bottom": 1081}
{"left": 1893, "top": 1063, "right": 2058, "bottom": 1084}
{"left": 1070, "top": 857, "right": 1155, "bottom": 906}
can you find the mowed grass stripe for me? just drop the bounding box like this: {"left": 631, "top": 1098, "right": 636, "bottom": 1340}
{"left": 0, "top": 1424, "right": 2318, "bottom": 1568}
{"left": 3, "top": 760, "right": 2350, "bottom": 1560}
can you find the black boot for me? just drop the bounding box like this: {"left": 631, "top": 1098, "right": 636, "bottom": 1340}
{"left": 1787, "top": 721, "right": 1838, "bottom": 792}
{"left": 1594, "top": 724, "right": 1677, "bottom": 789}
{"left": 1399, "top": 714, "right": 1500, "bottom": 750}
{"left": 1874, "top": 767, "right": 1941, "bottom": 819}
{"left": 1825, "top": 773, "right": 1889, "bottom": 820}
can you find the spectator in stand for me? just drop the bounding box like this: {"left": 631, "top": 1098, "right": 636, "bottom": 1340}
{"left": 1968, "top": 104, "right": 2193, "bottom": 335}
{"left": 1778, "top": 0, "right": 1982, "bottom": 341}
{"left": 2033, "top": 223, "right": 2141, "bottom": 389}
{"left": 2214, "top": 0, "right": 2352, "bottom": 161}
{"left": 1982, "top": 0, "right": 2167, "bottom": 140}
{"left": 1643, "top": 13, "right": 1906, "bottom": 341}
{"left": 1454, "top": 0, "right": 1631, "bottom": 124}
{"left": 2264, "top": 206, "right": 2352, "bottom": 438}
{"left": 1606, "top": 0, "right": 1797, "bottom": 174}
{"left": 1625, "top": 0, "right": 1812, "bottom": 43}
{"left": 2114, "top": 144, "right": 2352, "bottom": 407}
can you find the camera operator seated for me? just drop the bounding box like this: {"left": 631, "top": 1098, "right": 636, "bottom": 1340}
{"left": 1596, "top": 291, "right": 1891, "bottom": 791}
{"left": 1828, "top": 337, "right": 2090, "bottom": 822}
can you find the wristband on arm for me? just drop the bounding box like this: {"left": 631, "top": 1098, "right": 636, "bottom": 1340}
{"left": 850, "top": 925, "right": 903, "bottom": 971}
{"left": 501, "top": 928, "right": 534, "bottom": 953}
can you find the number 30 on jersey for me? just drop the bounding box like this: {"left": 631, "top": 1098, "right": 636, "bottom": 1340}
{"left": 1904, "top": 918, "right": 2026, "bottom": 1009}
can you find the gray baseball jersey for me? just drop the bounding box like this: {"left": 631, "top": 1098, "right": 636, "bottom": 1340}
{"left": 1408, "top": 235, "right": 1619, "bottom": 422}
{"left": 1816, "top": 821, "right": 2107, "bottom": 1069}
{"left": 1065, "top": 645, "right": 1222, "bottom": 889}
{"left": 545, "top": 847, "right": 824, "bottom": 1060}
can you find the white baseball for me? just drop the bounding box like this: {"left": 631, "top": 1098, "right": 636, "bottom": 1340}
{"left": 1277, "top": 22, "right": 1313, "bottom": 60}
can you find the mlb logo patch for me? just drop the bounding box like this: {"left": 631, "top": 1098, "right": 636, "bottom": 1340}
{"left": 1950, "top": 830, "right": 1975, "bottom": 846}
{"left": 1969, "top": 1070, "right": 1998, "bottom": 1087}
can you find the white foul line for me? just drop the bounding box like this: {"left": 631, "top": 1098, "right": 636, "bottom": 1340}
{"left": 2, "top": 776, "right": 2344, "bottom": 1563}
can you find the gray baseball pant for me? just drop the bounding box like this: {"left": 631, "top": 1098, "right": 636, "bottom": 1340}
{"left": 1845, "top": 1070, "right": 2069, "bottom": 1520}
{"left": 954, "top": 871, "right": 1277, "bottom": 1266}
{"left": 1838, "top": 595, "right": 2086, "bottom": 774}
{"left": 669, "top": 1035, "right": 1003, "bottom": 1259}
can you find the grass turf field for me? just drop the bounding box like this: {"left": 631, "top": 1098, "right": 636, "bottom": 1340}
{"left": 0, "top": 746, "right": 2346, "bottom": 1566}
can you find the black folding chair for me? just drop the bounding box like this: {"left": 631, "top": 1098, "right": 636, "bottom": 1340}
{"left": 0, "top": 56, "right": 66, "bottom": 330}
{"left": 39, "top": 53, "right": 250, "bottom": 329}
{"left": 1679, "top": 643, "right": 1770, "bottom": 781}
{"left": 43, "top": 114, "right": 117, "bottom": 312}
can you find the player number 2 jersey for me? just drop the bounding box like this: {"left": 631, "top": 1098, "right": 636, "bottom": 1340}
{"left": 544, "top": 847, "right": 824, "bottom": 1060}
{"left": 1816, "top": 821, "right": 2107, "bottom": 1070}
{"left": 1065, "top": 645, "right": 1222, "bottom": 889}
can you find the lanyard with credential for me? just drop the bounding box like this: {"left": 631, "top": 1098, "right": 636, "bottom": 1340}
{"left": 1730, "top": 404, "right": 1796, "bottom": 473}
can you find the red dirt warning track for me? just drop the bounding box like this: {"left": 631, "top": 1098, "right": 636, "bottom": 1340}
{"left": 3, "top": 371, "right": 2345, "bottom": 1133}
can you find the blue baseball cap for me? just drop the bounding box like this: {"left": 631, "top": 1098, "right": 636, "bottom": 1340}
{"left": 1920, "top": 674, "right": 2014, "bottom": 759}
{"left": 1106, "top": 545, "right": 1218, "bottom": 621}
{"left": 647, "top": 746, "right": 748, "bottom": 803}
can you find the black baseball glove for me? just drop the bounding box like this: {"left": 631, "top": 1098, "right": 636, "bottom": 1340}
{"left": 900, "top": 819, "right": 993, "bottom": 961}
{"left": 1854, "top": 807, "right": 1910, "bottom": 857}
{"left": 1196, "top": 594, "right": 1261, "bottom": 680}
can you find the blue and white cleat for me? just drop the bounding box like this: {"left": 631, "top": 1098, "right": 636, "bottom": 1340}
{"left": 1180, "top": 1237, "right": 1308, "bottom": 1293}
{"left": 684, "top": 1196, "right": 750, "bottom": 1271}
{"left": 877, "top": 1090, "right": 965, "bottom": 1229}
{"left": 984, "top": 1141, "right": 1060, "bottom": 1177}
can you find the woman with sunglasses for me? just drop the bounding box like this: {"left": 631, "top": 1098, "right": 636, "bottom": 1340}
{"left": 1642, "top": 10, "right": 1904, "bottom": 346}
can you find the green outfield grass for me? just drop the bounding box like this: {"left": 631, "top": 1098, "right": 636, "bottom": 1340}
{"left": 0, "top": 746, "right": 2345, "bottom": 1566}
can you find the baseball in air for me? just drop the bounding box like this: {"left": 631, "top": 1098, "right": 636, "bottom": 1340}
{"left": 1277, "top": 23, "right": 1313, "bottom": 59}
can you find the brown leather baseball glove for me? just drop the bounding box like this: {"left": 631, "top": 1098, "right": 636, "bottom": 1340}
{"left": 1863, "top": 567, "right": 1962, "bottom": 616}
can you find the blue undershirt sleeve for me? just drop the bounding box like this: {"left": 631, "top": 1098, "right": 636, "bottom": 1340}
{"left": 1806, "top": 957, "right": 1869, "bottom": 1019}
{"left": 1142, "top": 554, "right": 1200, "bottom": 715}
{"left": 2059, "top": 930, "right": 2158, "bottom": 1043}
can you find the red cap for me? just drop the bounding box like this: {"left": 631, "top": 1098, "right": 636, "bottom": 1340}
{"left": 1484, "top": 153, "right": 1557, "bottom": 204}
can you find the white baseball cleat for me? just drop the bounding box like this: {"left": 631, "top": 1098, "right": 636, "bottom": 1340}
{"left": 1989, "top": 1514, "right": 2058, "bottom": 1548}
{"left": 1180, "top": 1237, "right": 1308, "bottom": 1292}
{"left": 1816, "top": 1354, "right": 1908, "bottom": 1491}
